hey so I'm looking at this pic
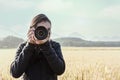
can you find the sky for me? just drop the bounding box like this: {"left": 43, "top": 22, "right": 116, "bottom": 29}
{"left": 0, "top": 0, "right": 120, "bottom": 41}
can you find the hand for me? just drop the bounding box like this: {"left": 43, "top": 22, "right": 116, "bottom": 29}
{"left": 27, "top": 27, "right": 36, "bottom": 44}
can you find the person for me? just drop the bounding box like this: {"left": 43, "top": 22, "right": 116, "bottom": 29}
{"left": 10, "top": 14, "right": 65, "bottom": 80}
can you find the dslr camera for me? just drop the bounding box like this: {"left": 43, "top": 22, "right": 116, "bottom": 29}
{"left": 34, "top": 26, "right": 48, "bottom": 40}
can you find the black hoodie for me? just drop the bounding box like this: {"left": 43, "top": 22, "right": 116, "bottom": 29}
{"left": 10, "top": 40, "right": 65, "bottom": 80}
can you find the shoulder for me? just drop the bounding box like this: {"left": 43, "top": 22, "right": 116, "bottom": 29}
{"left": 50, "top": 40, "right": 61, "bottom": 48}
{"left": 15, "top": 42, "right": 27, "bottom": 56}
{"left": 17, "top": 41, "right": 27, "bottom": 48}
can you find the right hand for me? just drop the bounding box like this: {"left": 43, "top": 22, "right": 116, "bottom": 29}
{"left": 27, "top": 27, "right": 36, "bottom": 44}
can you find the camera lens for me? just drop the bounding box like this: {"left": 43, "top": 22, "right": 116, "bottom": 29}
{"left": 34, "top": 26, "right": 48, "bottom": 40}
{"left": 38, "top": 30, "right": 44, "bottom": 37}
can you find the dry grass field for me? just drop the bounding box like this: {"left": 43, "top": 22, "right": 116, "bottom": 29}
{"left": 0, "top": 47, "right": 120, "bottom": 80}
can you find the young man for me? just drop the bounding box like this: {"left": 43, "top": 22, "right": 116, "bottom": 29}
{"left": 10, "top": 14, "right": 65, "bottom": 80}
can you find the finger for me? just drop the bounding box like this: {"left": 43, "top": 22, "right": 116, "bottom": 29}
{"left": 34, "top": 35, "right": 38, "bottom": 41}
{"left": 27, "top": 31, "right": 34, "bottom": 38}
{"left": 31, "top": 34, "right": 36, "bottom": 42}
{"left": 27, "top": 28, "right": 35, "bottom": 35}
{"left": 27, "top": 31, "right": 34, "bottom": 37}
{"left": 28, "top": 32, "right": 34, "bottom": 40}
{"left": 28, "top": 35, "right": 35, "bottom": 44}
{"left": 33, "top": 34, "right": 37, "bottom": 41}
{"left": 28, "top": 35, "right": 33, "bottom": 41}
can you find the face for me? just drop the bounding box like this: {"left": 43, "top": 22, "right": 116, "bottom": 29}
{"left": 36, "top": 21, "right": 51, "bottom": 31}
{"left": 36, "top": 21, "right": 51, "bottom": 38}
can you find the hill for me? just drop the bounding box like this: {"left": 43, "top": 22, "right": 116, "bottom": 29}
{"left": 54, "top": 37, "right": 120, "bottom": 47}
{"left": 0, "top": 36, "right": 120, "bottom": 48}
{"left": 0, "top": 36, "right": 24, "bottom": 48}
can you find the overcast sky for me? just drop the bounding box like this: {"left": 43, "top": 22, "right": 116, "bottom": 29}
{"left": 0, "top": 0, "right": 120, "bottom": 41}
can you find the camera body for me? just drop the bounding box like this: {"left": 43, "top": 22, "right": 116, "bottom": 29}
{"left": 34, "top": 26, "right": 48, "bottom": 40}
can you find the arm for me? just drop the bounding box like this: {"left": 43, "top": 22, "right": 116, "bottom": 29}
{"left": 39, "top": 41, "right": 65, "bottom": 75}
{"left": 10, "top": 42, "right": 35, "bottom": 78}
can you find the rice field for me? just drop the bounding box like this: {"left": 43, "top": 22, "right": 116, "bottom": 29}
{"left": 0, "top": 47, "right": 120, "bottom": 80}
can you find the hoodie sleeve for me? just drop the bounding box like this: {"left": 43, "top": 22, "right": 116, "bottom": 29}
{"left": 10, "top": 42, "right": 35, "bottom": 78}
{"left": 39, "top": 41, "right": 65, "bottom": 75}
